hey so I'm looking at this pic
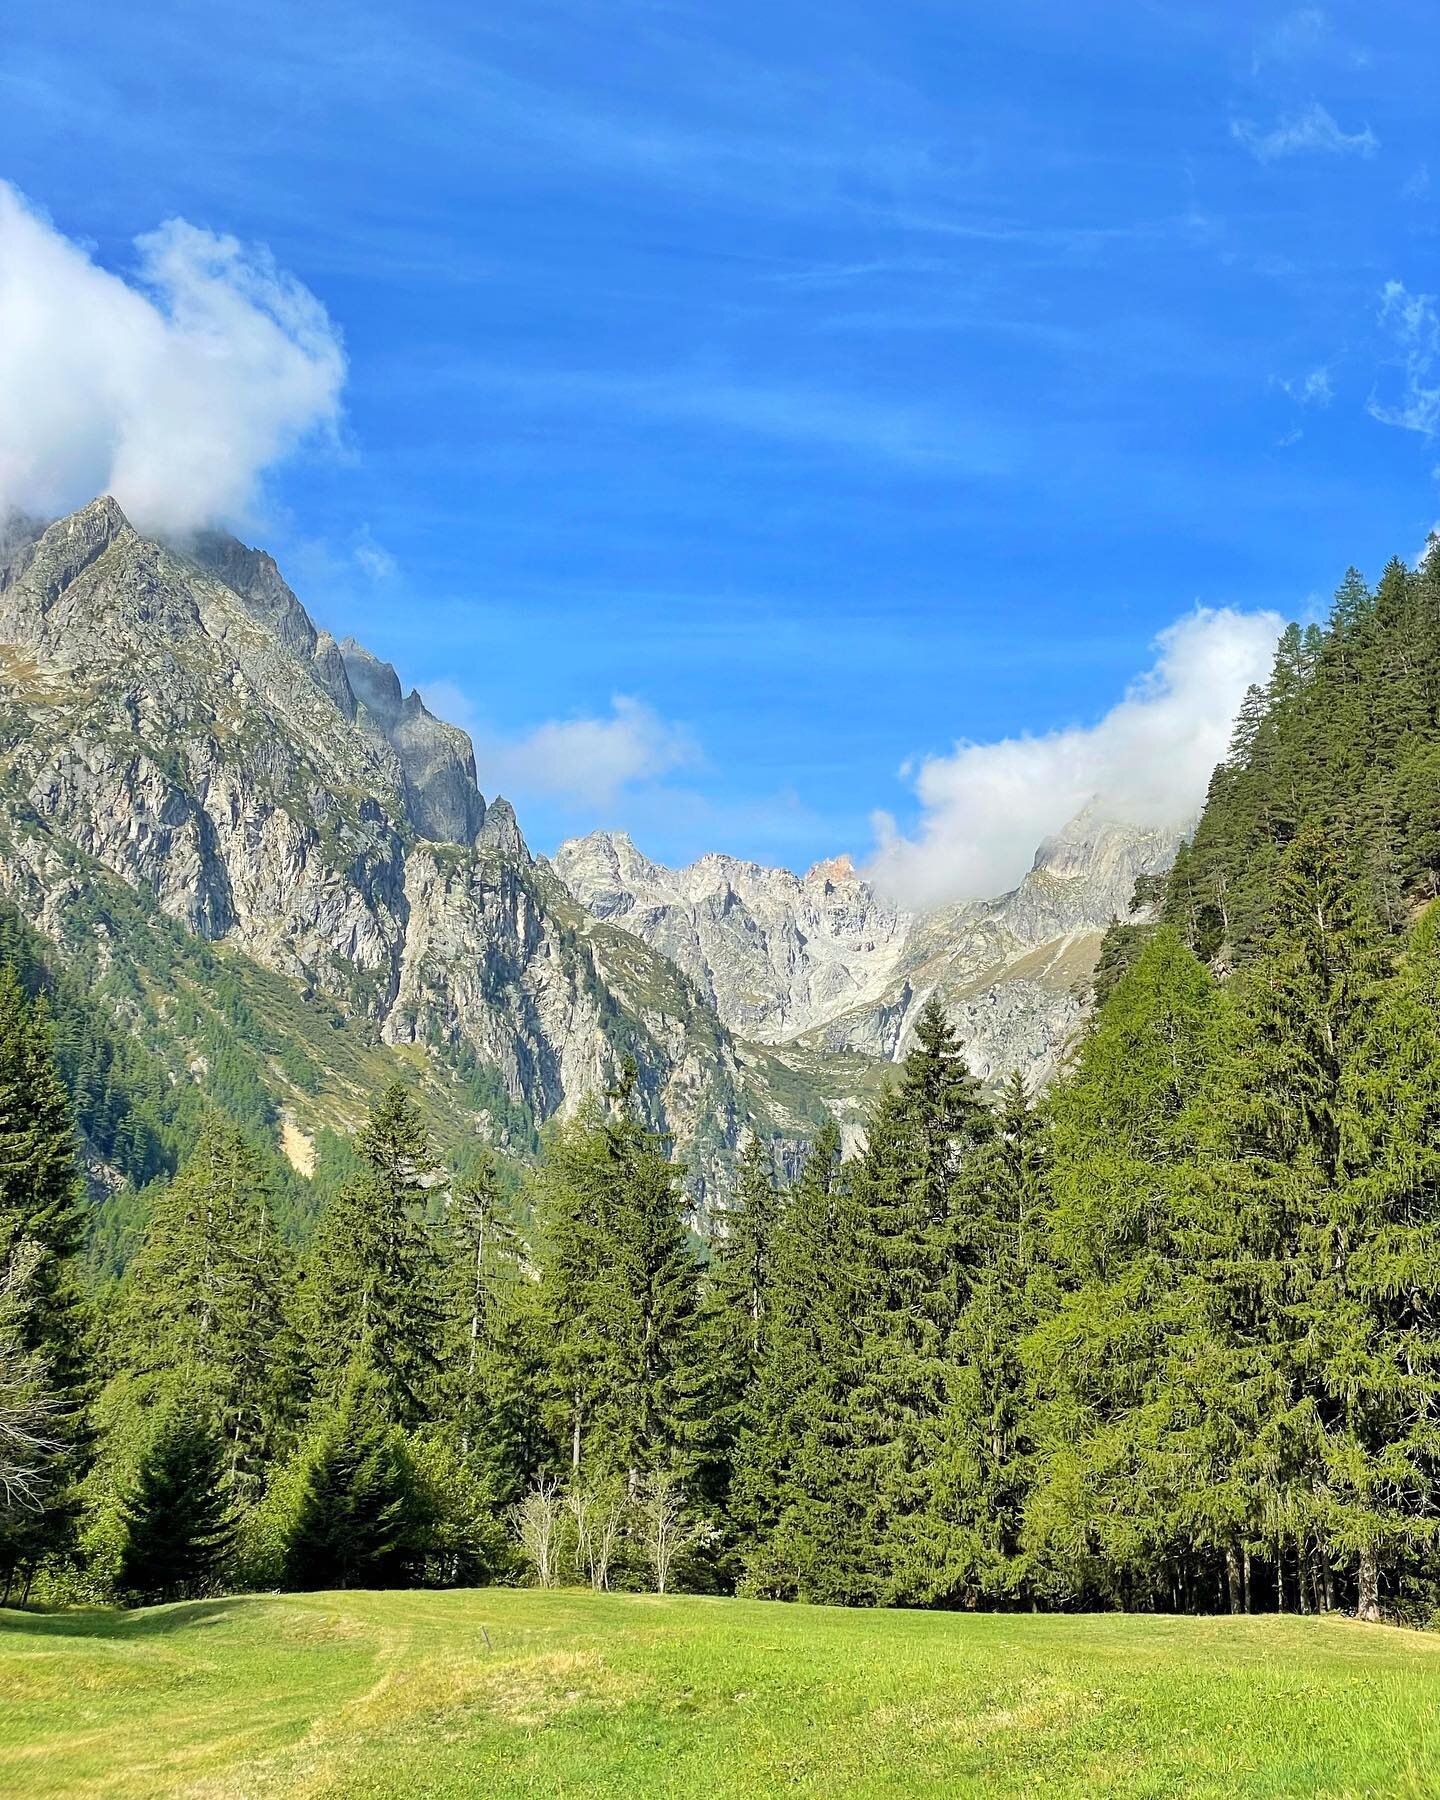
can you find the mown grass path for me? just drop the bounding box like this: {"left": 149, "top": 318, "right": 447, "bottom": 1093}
{"left": 3, "top": 1590, "right": 1439, "bottom": 1796}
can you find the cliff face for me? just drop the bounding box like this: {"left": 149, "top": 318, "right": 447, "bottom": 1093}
{"left": 552, "top": 833, "right": 910, "bottom": 1040}
{"left": 557, "top": 809, "right": 1182, "bottom": 1088}
{"left": 0, "top": 499, "right": 852, "bottom": 1188}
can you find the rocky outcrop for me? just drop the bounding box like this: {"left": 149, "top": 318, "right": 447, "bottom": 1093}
{"left": 553, "top": 833, "right": 910, "bottom": 1040}
{"left": 557, "top": 808, "right": 1182, "bottom": 1088}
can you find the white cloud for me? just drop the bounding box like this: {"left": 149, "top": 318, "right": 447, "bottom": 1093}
{"left": 866, "top": 608, "right": 1284, "bottom": 909}
{"left": 421, "top": 687, "right": 699, "bottom": 809}
{"left": 1231, "top": 103, "right": 1377, "bottom": 163}
{"left": 1369, "top": 280, "right": 1440, "bottom": 437}
{"left": 353, "top": 528, "right": 397, "bottom": 581}
{"left": 0, "top": 182, "right": 345, "bottom": 534}
{"left": 1280, "top": 366, "right": 1333, "bottom": 406}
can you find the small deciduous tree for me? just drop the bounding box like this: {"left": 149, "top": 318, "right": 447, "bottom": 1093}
{"left": 566, "top": 1476, "right": 627, "bottom": 1590}
{"left": 0, "top": 1240, "right": 59, "bottom": 1517}
{"left": 638, "top": 1471, "right": 706, "bottom": 1595}
{"left": 511, "top": 1474, "right": 564, "bottom": 1588}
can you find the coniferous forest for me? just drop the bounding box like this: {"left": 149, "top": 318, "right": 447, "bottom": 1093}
{"left": 11, "top": 555, "right": 1440, "bottom": 1624}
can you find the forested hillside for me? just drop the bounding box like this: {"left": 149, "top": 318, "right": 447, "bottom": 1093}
{"left": 7, "top": 551, "right": 1440, "bottom": 1626}
{"left": 1166, "top": 552, "right": 1440, "bottom": 960}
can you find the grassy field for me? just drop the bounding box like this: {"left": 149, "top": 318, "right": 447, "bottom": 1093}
{"left": 3, "top": 1590, "right": 1440, "bottom": 1798}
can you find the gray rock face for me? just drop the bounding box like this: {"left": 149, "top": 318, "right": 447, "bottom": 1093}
{"left": 0, "top": 498, "right": 846, "bottom": 1185}
{"left": 185, "top": 528, "right": 494, "bottom": 849}
{"left": 338, "top": 637, "right": 489, "bottom": 847}
{"left": 557, "top": 807, "right": 1182, "bottom": 1089}
{"left": 553, "top": 834, "right": 910, "bottom": 1040}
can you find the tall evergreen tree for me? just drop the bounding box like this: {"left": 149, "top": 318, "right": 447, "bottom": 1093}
{"left": 117, "top": 1402, "right": 233, "bottom": 1604}
{"left": 300, "top": 1083, "right": 445, "bottom": 1426}
{"left": 536, "top": 1066, "right": 699, "bottom": 1484}
{"left": 1300, "top": 900, "right": 1440, "bottom": 1617}
{"left": 685, "top": 1132, "right": 781, "bottom": 1561}
{"left": 914, "top": 1072, "right": 1046, "bottom": 1606}
{"left": 846, "top": 1000, "right": 992, "bottom": 1602}
{"left": 733, "top": 1121, "right": 870, "bottom": 1602}
{"left": 283, "top": 1363, "right": 426, "bottom": 1591}
{"left": 0, "top": 970, "right": 89, "bottom": 1582}
{"left": 117, "top": 1121, "right": 293, "bottom": 1499}
{"left": 1209, "top": 828, "right": 1391, "bottom": 1611}
{"left": 1023, "top": 929, "right": 1225, "bottom": 1608}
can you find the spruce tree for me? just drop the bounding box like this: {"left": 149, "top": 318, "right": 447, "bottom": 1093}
{"left": 733, "top": 1122, "right": 870, "bottom": 1602}
{"left": 301, "top": 1083, "right": 445, "bottom": 1426}
{"left": 536, "top": 1066, "right": 700, "bottom": 1485}
{"left": 846, "top": 999, "right": 991, "bottom": 1602}
{"left": 914, "top": 1072, "right": 1046, "bottom": 1606}
{"left": 117, "top": 1402, "right": 233, "bottom": 1604}
{"left": 118, "top": 1121, "right": 293, "bottom": 1499}
{"left": 685, "top": 1132, "right": 781, "bottom": 1564}
{"left": 283, "top": 1364, "right": 425, "bottom": 1590}
{"left": 0, "top": 969, "right": 88, "bottom": 1583}
{"left": 1209, "top": 828, "right": 1391, "bottom": 1611}
{"left": 1300, "top": 901, "right": 1440, "bottom": 1617}
{"left": 1023, "top": 928, "right": 1224, "bottom": 1608}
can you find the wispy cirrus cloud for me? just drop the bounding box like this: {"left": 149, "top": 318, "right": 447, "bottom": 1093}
{"left": 1368, "top": 281, "right": 1440, "bottom": 437}
{"left": 1278, "top": 366, "right": 1334, "bottom": 406}
{"left": 1231, "top": 102, "right": 1377, "bottom": 163}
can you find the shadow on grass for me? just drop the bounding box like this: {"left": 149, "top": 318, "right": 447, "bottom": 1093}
{"left": 0, "top": 1596, "right": 263, "bottom": 1641}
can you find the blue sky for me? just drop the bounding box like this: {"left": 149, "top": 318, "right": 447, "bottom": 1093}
{"left": 3, "top": 2, "right": 1439, "bottom": 890}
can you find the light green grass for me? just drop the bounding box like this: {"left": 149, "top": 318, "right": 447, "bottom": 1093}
{"left": 2, "top": 1590, "right": 1439, "bottom": 1798}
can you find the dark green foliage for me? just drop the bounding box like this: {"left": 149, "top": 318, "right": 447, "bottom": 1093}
{"left": 733, "top": 1120, "right": 869, "bottom": 1601}
{"left": 23, "top": 540, "right": 1440, "bottom": 1620}
{"left": 117, "top": 1403, "right": 233, "bottom": 1603}
{"left": 536, "top": 1066, "right": 700, "bottom": 1482}
{"left": 300, "top": 1084, "right": 446, "bottom": 1426}
{"left": 114, "top": 1121, "right": 295, "bottom": 1501}
{"left": 0, "top": 968, "right": 89, "bottom": 1579}
{"left": 918, "top": 1072, "right": 1044, "bottom": 1606}
{"left": 282, "top": 1364, "right": 427, "bottom": 1590}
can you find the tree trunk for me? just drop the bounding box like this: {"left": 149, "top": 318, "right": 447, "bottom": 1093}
{"left": 1226, "top": 1544, "right": 1243, "bottom": 1615}
{"left": 1243, "top": 1547, "right": 1252, "bottom": 1614}
{"left": 1356, "top": 1544, "right": 1382, "bottom": 1623}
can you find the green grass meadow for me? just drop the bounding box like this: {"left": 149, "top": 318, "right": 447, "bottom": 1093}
{"left": 4, "top": 1590, "right": 1439, "bottom": 1797}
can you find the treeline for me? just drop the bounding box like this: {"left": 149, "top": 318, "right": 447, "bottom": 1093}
{"left": 6, "top": 556, "right": 1440, "bottom": 1619}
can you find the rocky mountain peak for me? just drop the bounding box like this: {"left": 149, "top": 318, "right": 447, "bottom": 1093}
{"left": 185, "top": 529, "right": 319, "bottom": 664}
{"left": 805, "top": 853, "right": 861, "bottom": 888}
{"left": 27, "top": 493, "right": 134, "bottom": 600}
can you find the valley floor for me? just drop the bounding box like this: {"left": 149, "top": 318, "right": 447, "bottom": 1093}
{"left": 2, "top": 1589, "right": 1437, "bottom": 1798}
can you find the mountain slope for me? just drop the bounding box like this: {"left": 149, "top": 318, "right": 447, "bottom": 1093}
{"left": 0, "top": 498, "right": 865, "bottom": 1200}
{"left": 558, "top": 810, "right": 1181, "bottom": 1087}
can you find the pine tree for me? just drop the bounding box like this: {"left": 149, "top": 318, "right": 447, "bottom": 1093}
{"left": 283, "top": 1364, "right": 426, "bottom": 1591}
{"left": 1209, "top": 828, "right": 1391, "bottom": 1612}
{"left": 117, "top": 1402, "right": 233, "bottom": 1604}
{"left": 1296, "top": 901, "right": 1440, "bottom": 1618}
{"left": 684, "top": 1132, "right": 781, "bottom": 1565}
{"left": 300, "top": 1083, "right": 445, "bottom": 1426}
{"left": 914, "top": 1072, "right": 1046, "bottom": 1606}
{"left": 431, "top": 1150, "right": 540, "bottom": 1512}
{"left": 733, "top": 1121, "right": 870, "bottom": 1602}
